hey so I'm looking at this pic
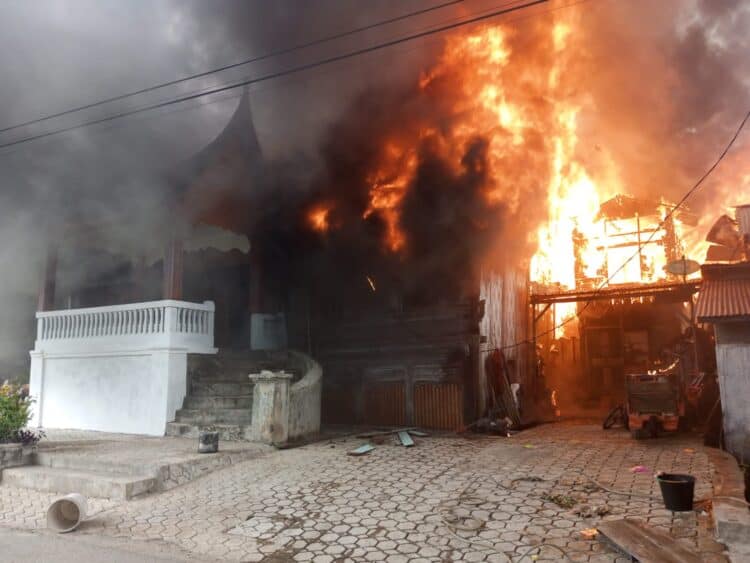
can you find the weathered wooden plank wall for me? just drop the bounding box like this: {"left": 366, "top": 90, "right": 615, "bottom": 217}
{"left": 478, "top": 267, "right": 529, "bottom": 416}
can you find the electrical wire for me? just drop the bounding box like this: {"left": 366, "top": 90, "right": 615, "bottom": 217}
{"left": 0, "top": 0, "right": 597, "bottom": 161}
{"left": 0, "top": 0, "right": 465, "bottom": 136}
{"left": 0, "top": 0, "right": 525, "bottom": 160}
{"left": 0, "top": 0, "right": 548, "bottom": 151}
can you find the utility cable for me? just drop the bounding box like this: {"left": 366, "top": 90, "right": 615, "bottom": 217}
{"left": 0, "top": 0, "right": 464, "bottom": 136}
{"left": 0, "top": 0, "right": 595, "bottom": 160}
{"left": 0, "top": 0, "right": 548, "bottom": 151}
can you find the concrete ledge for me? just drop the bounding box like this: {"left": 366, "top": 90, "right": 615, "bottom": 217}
{"left": 0, "top": 443, "right": 34, "bottom": 472}
{"left": 2, "top": 436, "right": 273, "bottom": 500}
{"left": 707, "top": 447, "right": 750, "bottom": 559}
{"left": 287, "top": 351, "right": 322, "bottom": 442}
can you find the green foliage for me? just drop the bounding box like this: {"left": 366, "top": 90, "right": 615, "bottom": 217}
{"left": 0, "top": 383, "right": 32, "bottom": 443}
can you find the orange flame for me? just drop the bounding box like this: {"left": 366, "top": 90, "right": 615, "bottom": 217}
{"left": 304, "top": 13, "right": 734, "bottom": 311}
{"left": 308, "top": 204, "right": 332, "bottom": 233}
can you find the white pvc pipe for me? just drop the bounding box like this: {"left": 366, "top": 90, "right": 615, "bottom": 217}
{"left": 46, "top": 493, "right": 87, "bottom": 533}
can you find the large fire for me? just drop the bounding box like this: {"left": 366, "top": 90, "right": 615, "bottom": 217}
{"left": 304, "top": 14, "right": 723, "bottom": 304}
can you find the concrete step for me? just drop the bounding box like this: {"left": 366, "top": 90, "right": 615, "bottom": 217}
{"left": 183, "top": 395, "right": 253, "bottom": 409}
{"left": 33, "top": 451, "right": 149, "bottom": 477}
{"left": 1, "top": 466, "right": 155, "bottom": 500}
{"left": 190, "top": 381, "right": 253, "bottom": 396}
{"left": 175, "top": 408, "right": 251, "bottom": 425}
{"left": 165, "top": 422, "right": 250, "bottom": 441}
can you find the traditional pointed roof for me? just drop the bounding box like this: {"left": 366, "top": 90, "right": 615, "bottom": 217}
{"left": 176, "top": 88, "right": 265, "bottom": 234}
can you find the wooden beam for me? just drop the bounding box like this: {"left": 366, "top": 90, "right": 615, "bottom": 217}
{"left": 37, "top": 244, "right": 58, "bottom": 311}
{"left": 596, "top": 519, "right": 702, "bottom": 563}
{"left": 162, "top": 239, "right": 183, "bottom": 300}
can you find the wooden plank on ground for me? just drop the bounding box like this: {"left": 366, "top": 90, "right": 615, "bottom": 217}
{"left": 596, "top": 519, "right": 702, "bottom": 563}
{"left": 397, "top": 431, "right": 415, "bottom": 447}
{"left": 347, "top": 444, "right": 375, "bottom": 456}
{"left": 408, "top": 430, "right": 430, "bottom": 437}
{"left": 356, "top": 427, "right": 416, "bottom": 438}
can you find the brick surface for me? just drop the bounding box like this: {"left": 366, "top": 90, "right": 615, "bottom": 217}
{"left": 0, "top": 423, "right": 730, "bottom": 562}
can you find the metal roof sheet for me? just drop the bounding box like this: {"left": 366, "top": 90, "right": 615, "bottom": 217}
{"left": 696, "top": 277, "right": 750, "bottom": 321}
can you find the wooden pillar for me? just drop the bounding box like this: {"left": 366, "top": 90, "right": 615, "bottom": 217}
{"left": 162, "top": 239, "right": 183, "bottom": 300}
{"left": 248, "top": 244, "right": 264, "bottom": 313}
{"left": 37, "top": 244, "right": 58, "bottom": 311}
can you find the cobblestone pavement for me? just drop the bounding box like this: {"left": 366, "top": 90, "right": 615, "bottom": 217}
{"left": 0, "top": 423, "right": 730, "bottom": 562}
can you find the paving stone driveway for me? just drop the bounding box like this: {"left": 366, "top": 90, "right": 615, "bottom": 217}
{"left": 0, "top": 423, "right": 730, "bottom": 562}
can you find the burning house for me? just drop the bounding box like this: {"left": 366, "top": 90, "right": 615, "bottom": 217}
{"left": 531, "top": 194, "right": 703, "bottom": 422}
{"left": 27, "top": 83, "right": 534, "bottom": 439}
{"left": 21, "top": 9, "right": 748, "bottom": 444}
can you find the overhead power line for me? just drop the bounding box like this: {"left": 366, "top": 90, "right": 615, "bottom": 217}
{"left": 489, "top": 107, "right": 750, "bottom": 353}
{"left": 0, "top": 0, "right": 548, "bottom": 151}
{"left": 0, "top": 0, "right": 464, "bottom": 136}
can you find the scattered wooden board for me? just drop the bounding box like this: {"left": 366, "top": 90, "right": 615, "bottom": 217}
{"left": 356, "top": 427, "right": 416, "bottom": 438}
{"left": 596, "top": 518, "right": 702, "bottom": 563}
{"left": 347, "top": 444, "right": 375, "bottom": 456}
{"left": 408, "top": 430, "right": 429, "bottom": 437}
{"left": 398, "top": 431, "right": 415, "bottom": 447}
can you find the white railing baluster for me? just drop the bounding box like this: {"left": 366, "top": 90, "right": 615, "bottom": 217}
{"left": 35, "top": 300, "right": 215, "bottom": 350}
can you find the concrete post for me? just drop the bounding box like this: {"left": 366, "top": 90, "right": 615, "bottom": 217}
{"left": 248, "top": 370, "right": 292, "bottom": 446}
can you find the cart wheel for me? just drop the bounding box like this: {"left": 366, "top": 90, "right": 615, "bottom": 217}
{"left": 603, "top": 405, "right": 626, "bottom": 430}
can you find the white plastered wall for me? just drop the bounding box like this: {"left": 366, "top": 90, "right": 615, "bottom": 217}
{"left": 29, "top": 349, "right": 187, "bottom": 436}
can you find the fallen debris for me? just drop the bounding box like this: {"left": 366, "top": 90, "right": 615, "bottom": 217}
{"left": 355, "top": 427, "right": 429, "bottom": 447}
{"left": 630, "top": 465, "right": 651, "bottom": 474}
{"left": 574, "top": 503, "right": 610, "bottom": 518}
{"left": 397, "top": 431, "right": 415, "bottom": 447}
{"left": 356, "top": 427, "right": 416, "bottom": 438}
{"left": 541, "top": 493, "right": 577, "bottom": 509}
{"left": 514, "top": 476, "right": 544, "bottom": 484}
{"left": 596, "top": 518, "right": 703, "bottom": 563}
{"left": 347, "top": 444, "right": 375, "bottom": 456}
{"left": 579, "top": 528, "right": 599, "bottom": 539}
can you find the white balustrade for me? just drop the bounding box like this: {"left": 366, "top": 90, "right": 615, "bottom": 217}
{"left": 34, "top": 300, "right": 216, "bottom": 354}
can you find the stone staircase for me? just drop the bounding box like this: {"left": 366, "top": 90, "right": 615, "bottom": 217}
{"left": 2, "top": 450, "right": 156, "bottom": 500}
{"left": 1, "top": 436, "right": 271, "bottom": 500}
{"left": 166, "top": 350, "right": 294, "bottom": 441}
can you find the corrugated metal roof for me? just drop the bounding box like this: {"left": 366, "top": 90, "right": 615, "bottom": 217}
{"left": 696, "top": 277, "right": 750, "bottom": 321}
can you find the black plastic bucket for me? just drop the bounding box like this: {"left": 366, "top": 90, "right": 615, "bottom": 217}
{"left": 657, "top": 473, "right": 695, "bottom": 511}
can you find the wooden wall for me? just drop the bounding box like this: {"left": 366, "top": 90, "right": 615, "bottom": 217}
{"left": 478, "top": 267, "right": 530, "bottom": 417}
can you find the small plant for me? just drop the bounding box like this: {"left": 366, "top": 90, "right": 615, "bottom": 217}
{"left": 0, "top": 382, "right": 43, "bottom": 445}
